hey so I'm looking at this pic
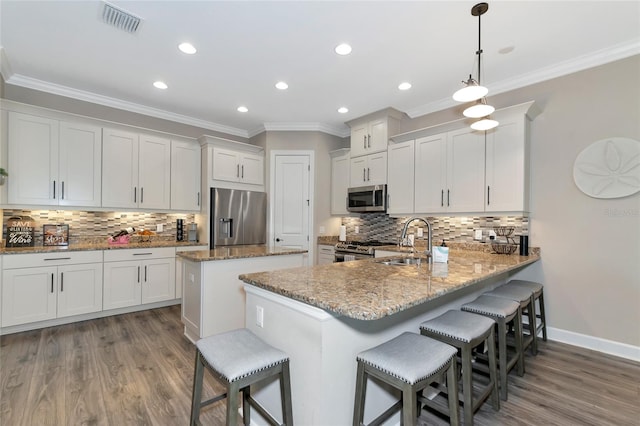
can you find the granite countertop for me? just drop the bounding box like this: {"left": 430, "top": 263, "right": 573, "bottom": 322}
{"left": 0, "top": 239, "right": 204, "bottom": 255}
{"left": 177, "top": 244, "right": 308, "bottom": 262}
{"left": 240, "top": 250, "right": 540, "bottom": 321}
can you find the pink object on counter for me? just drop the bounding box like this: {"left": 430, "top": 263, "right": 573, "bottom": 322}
{"left": 108, "top": 234, "right": 131, "bottom": 245}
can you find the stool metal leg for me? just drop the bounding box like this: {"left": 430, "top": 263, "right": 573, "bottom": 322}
{"left": 190, "top": 351, "right": 205, "bottom": 426}
{"left": 280, "top": 361, "right": 294, "bottom": 425}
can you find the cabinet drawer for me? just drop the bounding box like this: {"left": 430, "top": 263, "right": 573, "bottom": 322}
{"left": 318, "top": 245, "right": 335, "bottom": 255}
{"left": 3, "top": 250, "right": 103, "bottom": 269}
{"left": 103, "top": 247, "right": 175, "bottom": 262}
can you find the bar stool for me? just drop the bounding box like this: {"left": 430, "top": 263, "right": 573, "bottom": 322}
{"left": 484, "top": 285, "right": 538, "bottom": 355}
{"left": 353, "top": 332, "right": 460, "bottom": 426}
{"left": 461, "top": 295, "right": 524, "bottom": 401}
{"left": 508, "top": 280, "right": 547, "bottom": 343}
{"left": 190, "top": 328, "right": 293, "bottom": 426}
{"left": 419, "top": 310, "right": 500, "bottom": 426}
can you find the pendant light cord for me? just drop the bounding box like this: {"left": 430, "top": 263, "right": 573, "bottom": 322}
{"left": 476, "top": 9, "right": 482, "bottom": 85}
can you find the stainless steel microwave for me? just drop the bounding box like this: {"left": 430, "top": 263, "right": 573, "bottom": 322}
{"left": 347, "top": 185, "right": 387, "bottom": 213}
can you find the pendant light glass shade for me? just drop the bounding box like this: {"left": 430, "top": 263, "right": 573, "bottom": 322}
{"left": 463, "top": 98, "right": 495, "bottom": 118}
{"left": 452, "top": 77, "right": 488, "bottom": 102}
{"left": 471, "top": 117, "right": 499, "bottom": 131}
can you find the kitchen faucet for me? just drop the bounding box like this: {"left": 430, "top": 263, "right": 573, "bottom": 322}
{"left": 399, "top": 217, "right": 433, "bottom": 259}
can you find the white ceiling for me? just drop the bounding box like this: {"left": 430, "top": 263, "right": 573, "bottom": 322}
{"left": 1, "top": 1, "right": 639, "bottom": 138}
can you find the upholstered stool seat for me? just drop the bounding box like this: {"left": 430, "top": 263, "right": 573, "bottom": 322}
{"left": 190, "top": 328, "right": 293, "bottom": 426}
{"left": 461, "top": 295, "right": 524, "bottom": 401}
{"left": 508, "top": 280, "right": 547, "bottom": 344}
{"left": 420, "top": 310, "right": 500, "bottom": 426}
{"left": 484, "top": 285, "right": 537, "bottom": 355}
{"left": 353, "top": 332, "right": 460, "bottom": 426}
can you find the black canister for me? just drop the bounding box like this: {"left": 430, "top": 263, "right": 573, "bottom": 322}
{"left": 176, "top": 219, "right": 184, "bottom": 241}
{"left": 519, "top": 235, "right": 529, "bottom": 256}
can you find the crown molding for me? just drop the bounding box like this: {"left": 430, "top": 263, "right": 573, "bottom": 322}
{"left": 4, "top": 73, "right": 250, "bottom": 138}
{"left": 0, "top": 46, "right": 13, "bottom": 81}
{"left": 261, "top": 122, "right": 350, "bottom": 138}
{"left": 406, "top": 38, "right": 640, "bottom": 119}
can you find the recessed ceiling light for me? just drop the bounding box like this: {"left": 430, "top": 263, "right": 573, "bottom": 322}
{"left": 178, "top": 42, "right": 197, "bottom": 54}
{"left": 335, "top": 43, "right": 352, "bottom": 55}
{"left": 499, "top": 46, "right": 515, "bottom": 55}
{"left": 153, "top": 81, "right": 168, "bottom": 89}
{"left": 237, "top": 106, "right": 248, "bottom": 113}
{"left": 275, "top": 81, "right": 289, "bottom": 90}
{"left": 398, "top": 82, "right": 412, "bottom": 91}
{"left": 338, "top": 107, "right": 349, "bottom": 114}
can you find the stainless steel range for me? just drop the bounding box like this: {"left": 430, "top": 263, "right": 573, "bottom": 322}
{"left": 334, "top": 240, "right": 395, "bottom": 262}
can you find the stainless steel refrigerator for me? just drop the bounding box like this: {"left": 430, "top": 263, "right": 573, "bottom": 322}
{"left": 210, "top": 188, "right": 267, "bottom": 248}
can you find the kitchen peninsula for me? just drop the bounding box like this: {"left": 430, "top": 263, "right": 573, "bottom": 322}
{"left": 239, "top": 249, "right": 540, "bottom": 425}
{"left": 177, "top": 245, "right": 308, "bottom": 342}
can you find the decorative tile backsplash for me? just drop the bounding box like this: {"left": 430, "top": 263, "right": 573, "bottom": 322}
{"left": 2, "top": 210, "right": 196, "bottom": 245}
{"left": 341, "top": 214, "right": 529, "bottom": 244}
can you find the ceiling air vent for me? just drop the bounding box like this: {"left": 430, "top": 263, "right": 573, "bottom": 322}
{"left": 101, "top": 2, "right": 141, "bottom": 34}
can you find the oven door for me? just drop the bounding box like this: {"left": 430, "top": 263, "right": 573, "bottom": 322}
{"left": 334, "top": 252, "right": 372, "bottom": 262}
{"left": 347, "top": 185, "right": 387, "bottom": 213}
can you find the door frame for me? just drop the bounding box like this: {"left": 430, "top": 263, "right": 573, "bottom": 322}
{"left": 269, "top": 150, "right": 315, "bottom": 263}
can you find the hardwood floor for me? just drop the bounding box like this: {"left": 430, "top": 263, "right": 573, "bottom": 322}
{"left": 1, "top": 305, "right": 638, "bottom": 425}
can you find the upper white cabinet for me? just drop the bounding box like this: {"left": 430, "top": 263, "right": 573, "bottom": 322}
{"left": 330, "top": 149, "right": 350, "bottom": 215}
{"left": 8, "top": 112, "right": 102, "bottom": 207}
{"left": 414, "top": 129, "right": 485, "bottom": 214}
{"left": 199, "top": 135, "right": 265, "bottom": 191}
{"left": 171, "top": 139, "right": 201, "bottom": 211}
{"left": 102, "top": 129, "right": 171, "bottom": 210}
{"left": 350, "top": 152, "right": 387, "bottom": 187}
{"left": 348, "top": 110, "right": 402, "bottom": 158}
{"left": 387, "top": 140, "right": 415, "bottom": 215}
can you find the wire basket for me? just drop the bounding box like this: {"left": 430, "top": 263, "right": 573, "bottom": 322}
{"left": 493, "top": 226, "right": 515, "bottom": 237}
{"left": 491, "top": 243, "right": 518, "bottom": 255}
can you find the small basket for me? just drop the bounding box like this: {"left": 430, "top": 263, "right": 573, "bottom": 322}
{"left": 491, "top": 243, "right": 517, "bottom": 255}
{"left": 493, "top": 226, "right": 515, "bottom": 237}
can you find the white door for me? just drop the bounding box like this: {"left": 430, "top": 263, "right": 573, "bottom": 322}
{"left": 273, "top": 155, "right": 310, "bottom": 250}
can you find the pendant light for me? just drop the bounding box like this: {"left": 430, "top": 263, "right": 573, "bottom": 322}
{"left": 453, "top": 2, "right": 498, "bottom": 131}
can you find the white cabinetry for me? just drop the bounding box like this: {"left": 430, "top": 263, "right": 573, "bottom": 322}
{"left": 211, "top": 147, "right": 263, "bottom": 186}
{"left": 8, "top": 112, "right": 102, "bottom": 207}
{"left": 350, "top": 152, "right": 387, "bottom": 187}
{"left": 349, "top": 112, "right": 401, "bottom": 158}
{"left": 103, "top": 247, "right": 175, "bottom": 310}
{"left": 317, "top": 244, "right": 335, "bottom": 265}
{"left": 330, "top": 149, "right": 350, "bottom": 215}
{"left": 414, "top": 129, "right": 485, "bottom": 214}
{"left": 1, "top": 251, "right": 103, "bottom": 327}
{"left": 387, "top": 140, "right": 415, "bottom": 215}
{"left": 171, "top": 139, "right": 201, "bottom": 211}
{"left": 102, "top": 129, "right": 171, "bottom": 210}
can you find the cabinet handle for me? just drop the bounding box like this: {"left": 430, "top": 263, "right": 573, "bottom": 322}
{"left": 133, "top": 252, "right": 153, "bottom": 256}
{"left": 141, "top": 187, "right": 144, "bottom": 203}
{"left": 241, "top": 165, "right": 244, "bottom": 179}
{"left": 237, "top": 164, "right": 240, "bottom": 178}
{"left": 441, "top": 189, "right": 444, "bottom": 207}
{"left": 197, "top": 192, "right": 200, "bottom": 206}
{"left": 363, "top": 168, "right": 366, "bottom": 181}
{"left": 487, "top": 186, "right": 490, "bottom": 205}
{"left": 53, "top": 181, "right": 56, "bottom": 199}
{"left": 61, "top": 181, "right": 65, "bottom": 200}
{"left": 447, "top": 189, "right": 450, "bottom": 207}
{"left": 145, "top": 265, "right": 148, "bottom": 282}
{"left": 137, "top": 266, "right": 140, "bottom": 283}
{"left": 363, "top": 135, "right": 367, "bottom": 149}
{"left": 367, "top": 134, "right": 371, "bottom": 148}
{"left": 134, "top": 187, "right": 137, "bottom": 203}
{"left": 60, "top": 272, "right": 64, "bottom": 292}
{"left": 44, "top": 257, "right": 71, "bottom": 261}
{"left": 51, "top": 273, "right": 54, "bottom": 293}
{"left": 367, "top": 168, "right": 370, "bottom": 181}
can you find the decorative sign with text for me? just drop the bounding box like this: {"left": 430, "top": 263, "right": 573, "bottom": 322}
{"left": 43, "top": 224, "right": 69, "bottom": 246}
{"left": 6, "top": 216, "right": 35, "bottom": 247}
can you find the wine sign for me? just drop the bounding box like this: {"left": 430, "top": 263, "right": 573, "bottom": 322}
{"left": 6, "top": 216, "right": 35, "bottom": 247}
{"left": 43, "top": 224, "right": 69, "bottom": 246}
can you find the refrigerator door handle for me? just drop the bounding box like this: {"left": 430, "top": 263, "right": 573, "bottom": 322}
{"left": 220, "top": 218, "right": 233, "bottom": 238}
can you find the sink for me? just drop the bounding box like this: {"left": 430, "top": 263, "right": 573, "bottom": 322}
{"left": 376, "top": 256, "right": 427, "bottom": 266}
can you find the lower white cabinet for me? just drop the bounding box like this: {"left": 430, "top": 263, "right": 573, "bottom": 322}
{"left": 103, "top": 247, "right": 175, "bottom": 310}
{"left": 317, "top": 244, "right": 335, "bottom": 265}
{"left": 1, "top": 251, "right": 103, "bottom": 327}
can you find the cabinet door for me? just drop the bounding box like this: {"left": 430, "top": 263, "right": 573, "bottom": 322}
{"left": 414, "top": 134, "right": 447, "bottom": 213}
{"left": 486, "top": 120, "right": 526, "bottom": 212}
{"left": 138, "top": 134, "right": 171, "bottom": 209}
{"left": 350, "top": 123, "right": 368, "bottom": 157}
{"left": 103, "top": 260, "right": 141, "bottom": 310}
{"left": 2, "top": 267, "right": 57, "bottom": 327}
{"left": 141, "top": 258, "right": 175, "bottom": 304}
{"left": 102, "top": 128, "right": 139, "bottom": 209}
{"left": 368, "top": 118, "right": 389, "bottom": 153}
{"left": 58, "top": 121, "right": 102, "bottom": 207}
{"left": 240, "top": 152, "right": 264, "bottom": 185}
{"left": 330, "top": 152, "right": 350, "bottom": 215}
{"left": 57, "top": 263, "right": 103, "bottom": 318}
{"left": 211, "top": 147, "right": 241, "bottom": 182}
{"left": 171, "top": 140, "right": 201, "bottom": 211}
{"left": 367, "top": 151, "right": 388, "bottom": 185}
{"left": 350, "top": 156, "right": 368, "bottom": 187}
{"left": 447, "top": 128, "right": 486, "bottom": 213}
{"left": 387, "top": 141, "right": 414, "bottom": 214}
{"left": 8, "top": 112, "right": 59, "bottom": 205}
